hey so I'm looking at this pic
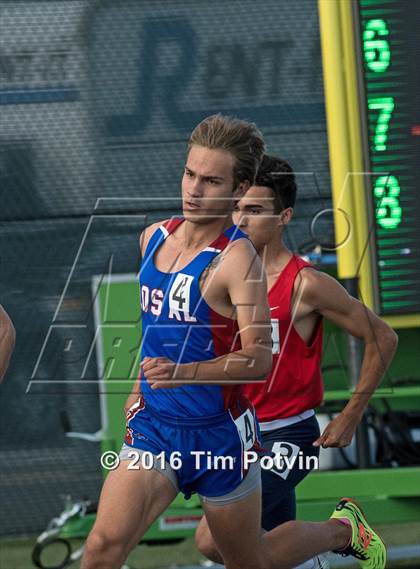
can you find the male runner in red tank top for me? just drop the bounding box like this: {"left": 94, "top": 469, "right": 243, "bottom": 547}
{"left": 196, "top": 154, "right": 398, "bottom": 569}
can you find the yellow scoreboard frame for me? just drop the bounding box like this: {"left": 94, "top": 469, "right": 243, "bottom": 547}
{"left": 318, "top": 0, "right": 420, "bottom": 329}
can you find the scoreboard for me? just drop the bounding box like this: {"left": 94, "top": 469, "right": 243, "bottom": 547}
{"left": 319, "top": 0, "right": 420, "bottom": 326}
{"left": 357, "top": 0, "right": 420, "bottom": 316}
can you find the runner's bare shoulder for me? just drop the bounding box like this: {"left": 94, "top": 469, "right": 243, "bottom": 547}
{"left": 222, "top": 237, "right": 261, "bottom": 279}
{"left": 138, "top": 219, "right": 171, "bottom": 257}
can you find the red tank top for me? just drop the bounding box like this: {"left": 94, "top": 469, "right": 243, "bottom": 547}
{"left": 243, "top": 255, "right": 324, "bottom": 420}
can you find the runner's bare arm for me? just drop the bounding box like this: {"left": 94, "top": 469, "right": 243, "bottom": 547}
{"left": 124, "top": 380, "right": 141, "bottom": 416}
{"left": 298, "top": 270, "right": 398, "bottom": 447}
{"left": 143, "top": 239, "right": 272, "bottom": 386}
{"left": 0, "top": 306, "right": 16, "bottom": 383}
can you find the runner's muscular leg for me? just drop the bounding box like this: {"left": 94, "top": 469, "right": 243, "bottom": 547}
{"left": 195, "top": 515, "right": 224, "bottom": 564}
{"left": 196, "top": 514, "right": 270, "bottom": 565}
{"left": 81, "top": 461, "right": 177, "bottom": 569}
{"left": 202, "top": 488, "right": 351, "bottom": 569}
{"left": 201, "top": 487, "right": 268, "bottom": 569}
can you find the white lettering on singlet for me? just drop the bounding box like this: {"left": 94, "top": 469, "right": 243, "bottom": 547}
{"left": 140, "top": 275, "right": 197, "bottom": 322}
{"left": 141, "top": 285, "right": 163, "bottom": 316}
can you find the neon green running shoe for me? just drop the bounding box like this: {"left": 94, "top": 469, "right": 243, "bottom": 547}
{"left": 330, "top": 497, "right": 386, "bottom": 568}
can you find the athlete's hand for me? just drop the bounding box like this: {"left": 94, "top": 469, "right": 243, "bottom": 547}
{"left": 142, "top": 357, "right": 185, "bottom": 389}
{"left": 313, "top": 411, "right": 361, "bottom": 448}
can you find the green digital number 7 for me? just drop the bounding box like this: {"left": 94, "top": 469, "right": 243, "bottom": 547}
{"left": 368, "top": 97, "right": 394, "bottom": 152}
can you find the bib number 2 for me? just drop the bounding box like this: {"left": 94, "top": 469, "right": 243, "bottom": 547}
{"left": 270, "top": 441, "right": 300, "bottom": 480}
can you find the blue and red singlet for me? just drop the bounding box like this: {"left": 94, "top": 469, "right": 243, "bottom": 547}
{"left": 138, "top": 217, "right": 250, "bottom": 418}
{"left": 124, "top": 218, "right": 263, "bottom": 500}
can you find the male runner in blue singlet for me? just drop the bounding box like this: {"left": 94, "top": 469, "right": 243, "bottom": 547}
{"left": 0, "top": 305, "right": 15, "bottom": 382}
{"left": 82, "top": 116, "right": 386, "bottom": 569}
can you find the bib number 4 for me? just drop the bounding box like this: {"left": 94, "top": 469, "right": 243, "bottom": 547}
{"left": 234, "top": 409, "right": 257, "bottom": 451}
{"left": 168, "top": 273, "right": 197, "bottom": 322}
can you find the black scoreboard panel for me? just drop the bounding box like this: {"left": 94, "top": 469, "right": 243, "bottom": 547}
{"left": 356, "top": 0, "right": 420, "bottom": 315}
